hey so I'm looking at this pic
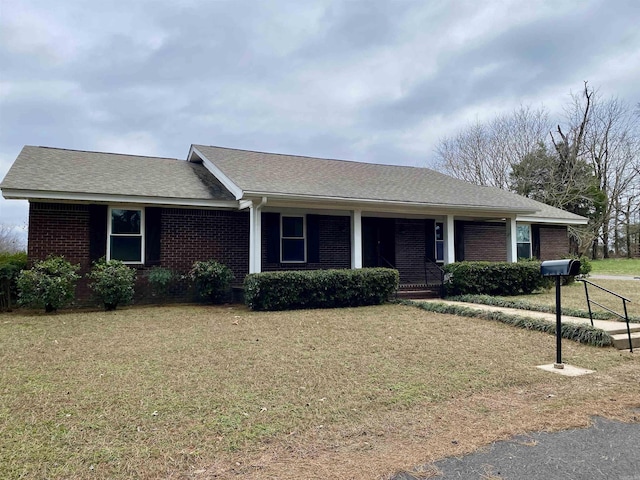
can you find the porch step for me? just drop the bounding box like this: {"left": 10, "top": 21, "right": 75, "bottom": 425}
{"left": 397, "top": 287, "right": 441, "bottom": 300}
{"left": 611, "top": 331, "right": 640, "bottom": 350}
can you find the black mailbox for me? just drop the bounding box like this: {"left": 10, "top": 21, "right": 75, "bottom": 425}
{"left": 540, "top": 259, "right": 581, "bottom": 277}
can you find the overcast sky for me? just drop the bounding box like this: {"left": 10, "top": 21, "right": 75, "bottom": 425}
{"left": 1, "top": 0, "right": 639, "bottom": 229}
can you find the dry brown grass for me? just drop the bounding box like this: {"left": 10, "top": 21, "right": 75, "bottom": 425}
{"left": 1, "top": 303, "right": 638, "bottom": 479}
{"left": 516, "top": 279, "right": 640, "bottom": 318}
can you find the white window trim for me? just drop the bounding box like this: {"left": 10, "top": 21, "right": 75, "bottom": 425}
{"left": 435, "top": 221, "right": 444, "bottom": 263}
{"left": 280, "top": 214, "right": 306, "bottom": 263}
{"left": 107, "top": 206, "right": 145, "bottom": 264}
{"left": 516, "top": 223, "right": 532, "bottom": 259}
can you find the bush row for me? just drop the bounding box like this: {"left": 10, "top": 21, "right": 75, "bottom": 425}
{"left": 443, "top": 261, "right": 551, "bottom": 296}
{"left": 244, "top": 268, "right": 399, "bottom": 311}
{"left": 16, "top": 257, "right": 234, "bottom": 312}
{"left": 403, "top": 299, "right": 613, "bottom": 347}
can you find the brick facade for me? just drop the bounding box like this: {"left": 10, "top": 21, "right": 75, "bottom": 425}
{"left": 160, "top": 208, "right": 249, "bottom": 280}
{"left": 538, "top": 226, "right": 569, "bottom": 260}
{"left": 463, "top": 222, "right": 507, "bottom": 261}
{"left": 26, "top": 202, "right": 572, "bottom": 303}
{"left": 28, "top": 203, "right": 93, "bottom": 300}
{"left": 27, "top": 202, "right": 249, "bottom": 303}
{"left": 395, "top": 218, "right": 427, "bottom": 284}
{"left": 261, "top": 214, "right": 351, "bottom": 271}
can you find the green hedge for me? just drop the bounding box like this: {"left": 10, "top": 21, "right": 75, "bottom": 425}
{"left": 244, "top": 268, "right": 399, "bottom": 311}
{"left": 444, "top": 261, "right": 550, "bottom": 296}
{"left": 0, "top": 252, "right": 28, "bottom": 311}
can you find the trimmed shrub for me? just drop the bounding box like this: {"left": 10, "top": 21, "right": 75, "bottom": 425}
{"left": 0, "top": 252, "right": 27, "bottom": 311}
{"left": 88, "top": 259, "right": 136, "bottom": 311}
{"left": 244, "top": 267, "right": 399, "bottom": 311}
{"left": 189, "top": 260, "right": 234, "bottom": 304}
{"left": 443, "top": 261, "right": 550, "bottom": 297}
{"left": 147, "top": 266, "right": 175, "bottom": 299}
{"left": 17, "top": 256, "right": 80, "bottom": 313}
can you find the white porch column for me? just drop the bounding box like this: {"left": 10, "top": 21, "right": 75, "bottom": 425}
{"left": 351, "top": 209, "right": 362, "bottom": 269}
{"left": 248, "top": 198, "right": 266, "bottom": 273}
{"left": 506, "top": 217, "right": 518, "bottom": 263}
{"left": 445, "top": 214, "right": 455, "bottom": 264}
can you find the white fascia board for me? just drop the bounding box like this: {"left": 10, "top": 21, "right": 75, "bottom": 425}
{"left": 244, "top": 191, "right": 538, "bottom": 216}
{"left": 517, "top": 215, "right": 588, "bottom": 225}
{"left": 1, "top": 188, "right": 239, "bottom": 209}
{"left": 188, "top": 146, "right": 244, "bottom": 200}
{"left": 238, "top": 199, "right": 254, "bottom": 210}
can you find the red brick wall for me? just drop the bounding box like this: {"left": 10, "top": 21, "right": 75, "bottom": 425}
{"left": 161, "top": 208, "right": 249, "bottom": 281}
{"left": 261, "top": 214, "right": 351, "bottom": 271}
{"left": 463, "top": 222, "right": 507, "bottom": 261}
{"left": 28, "top": 202, "right": 91, "bottom": 267}
{"left": 538, "top": 226, "right": 569, "bottom": 260}
{"left": 395, "top": 219, "right": 426, "bottom": 284}
{"left": 27, "top": 202, "right": 250, "bottom": 303}
{"left": 28, "top": 202, "right": 92, "bottom": 299}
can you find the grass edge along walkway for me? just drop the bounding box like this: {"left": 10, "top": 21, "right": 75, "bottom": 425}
{"left": 400, "top": 299, "right": 613, "bottom": 347}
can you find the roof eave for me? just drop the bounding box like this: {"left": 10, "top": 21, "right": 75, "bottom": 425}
{"left": 242, "top": 191, "right": 538, "bottom": 215}
{"left": 1, "top": 188, "right": 239, "bottom": 209}
{"left": 516, "top": 215, "right": 588, "bottom": 225}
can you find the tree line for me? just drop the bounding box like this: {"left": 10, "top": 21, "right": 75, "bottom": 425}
{"left": 435, "top": 82, "right": 640, "bottom": 259}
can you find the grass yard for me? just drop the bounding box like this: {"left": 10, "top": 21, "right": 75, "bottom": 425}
{"left": 1, "top": 304, "right": 639, "bottom": 479}
{"left": 590, "top": 258, "right": 640, "bottom": 276}
{"left": 513, "top": 278, "right": 640, "bottom": 319}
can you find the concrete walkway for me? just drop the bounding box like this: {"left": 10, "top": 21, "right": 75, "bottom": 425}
{"left": 589, "top": 274, "right": 640, "bottom": 281}
{"left": 420, "top": 299, "right": 640, "bottom": 350}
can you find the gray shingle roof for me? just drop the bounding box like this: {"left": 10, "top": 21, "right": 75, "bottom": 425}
{"left": 192, "top": 145, "right": 586, "bottom": 221}
{"left": 1, "top": 146, "right": 235, "bottom": 202}
{"left": 1, "top": 144, "right": 587, "bottom": 224}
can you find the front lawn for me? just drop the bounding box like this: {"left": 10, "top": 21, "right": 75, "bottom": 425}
{"left": 1, "top": 304, "right": 638, "bottom": 479}
{"left": 513, "top": 279, "right": 640, "bottom": 319}
{"left": 590, "top": 258, "right": 640, "bottom": 276}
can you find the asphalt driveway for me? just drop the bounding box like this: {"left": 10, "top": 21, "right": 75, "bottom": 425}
{"left": 393, "top": 416, "right": 640, "bottom": 480}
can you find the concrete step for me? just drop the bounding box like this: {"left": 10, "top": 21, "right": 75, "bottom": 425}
{"left": 611, "top": 331, "right": 640, "bottom": 350}
{"left": 397, "top": 289, "right": 441, "bottom": 300}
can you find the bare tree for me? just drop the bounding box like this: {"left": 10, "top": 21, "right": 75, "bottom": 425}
{"left": 0, "top": 224, "right": 27, "bottom": 253}
{"left": 578, "top": 87, "right": 640, "bottom": 257}
{"left": 436, "top": 105, "right": 550, "bottom": 189}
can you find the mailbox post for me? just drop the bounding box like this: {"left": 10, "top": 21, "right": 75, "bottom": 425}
{"left": 540, "top": 259, "right": 581, "bottom": 369}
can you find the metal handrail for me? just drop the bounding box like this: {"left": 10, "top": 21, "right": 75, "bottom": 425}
{"left": 579, "top": 278, "right": 633, "bottom": 352}
{"left": 424, "top": 257, "right": 445, "bottom": 298}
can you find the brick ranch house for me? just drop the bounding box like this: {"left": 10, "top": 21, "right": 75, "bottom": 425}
{"left": 1, "top": 145, "right": 587, "bottom": 300}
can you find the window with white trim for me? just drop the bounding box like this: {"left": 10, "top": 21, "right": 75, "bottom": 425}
{"left": 516, "top": 224, "right": 532, "bottom": 259}
{"left": 108, "top": 207, "right": 144, "bottom": 263}
{"left": 435, "top": 222, "right": 444, "bottom": 262}
{"left": 281, "top": 215, "right": 305, "bottom": 262}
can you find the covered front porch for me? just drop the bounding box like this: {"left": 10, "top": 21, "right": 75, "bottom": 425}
{"left": 244, "top": 200, "right": 529, "bottom": 292}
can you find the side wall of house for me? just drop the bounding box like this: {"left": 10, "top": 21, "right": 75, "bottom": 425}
{"left": 538, "top": 225, "right": 569, "bottom": 260}
{"left": 28, "top": 202, "right": 249, "bottom": 304}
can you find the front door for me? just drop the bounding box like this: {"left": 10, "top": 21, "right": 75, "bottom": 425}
{"left": 362, "top": 218, "right": 395, "bottom": 268}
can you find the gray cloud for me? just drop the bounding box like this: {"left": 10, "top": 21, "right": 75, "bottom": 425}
{"left": 1, "top": 0, "right": 639, "bottom": 228}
